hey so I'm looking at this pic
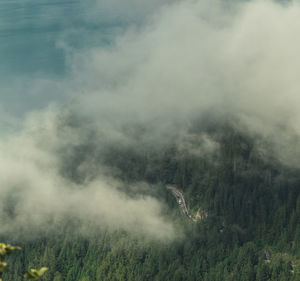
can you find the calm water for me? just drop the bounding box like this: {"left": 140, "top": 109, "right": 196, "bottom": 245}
{"left": 0, "top": 0, "right": 80, "bottom": 76}
{"left": 0, "top": 0, "right": 124, "bottom": 114}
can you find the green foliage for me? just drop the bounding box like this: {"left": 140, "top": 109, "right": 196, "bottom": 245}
{"left": 24, "top": 268, "right": 49, "bottom": 281}
{"left": 0, "top": 243, "right": 21, "bottom": 281}
{"left": 0, "top": 244, "right": 21, "bottom": 258}
{"left": 0, "top": 243, "right": 47, "bottom": 281}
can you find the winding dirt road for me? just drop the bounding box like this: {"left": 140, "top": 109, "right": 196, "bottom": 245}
{"left": 166, "top": 185, "right": 191, "bottom": 218}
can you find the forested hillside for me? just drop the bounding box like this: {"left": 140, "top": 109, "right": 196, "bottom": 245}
{"left": 1, "top": 0, "right": 300, "bottom": 280}
{"left": 1, "top": 125, "right": 300, "bottom": 281}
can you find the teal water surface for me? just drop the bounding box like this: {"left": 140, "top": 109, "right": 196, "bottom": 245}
{"left": 0, "top": 0, "right": 124, "bottom": 114}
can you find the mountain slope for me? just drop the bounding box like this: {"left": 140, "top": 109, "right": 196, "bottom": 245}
{"left": 2, "top": 127, "right": 300, "bottom": 281}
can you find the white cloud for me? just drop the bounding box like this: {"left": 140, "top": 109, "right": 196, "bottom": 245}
{"left": 69, "top": 0, "right": 300, "bottom": 165}
{"left": 0, "top": 109, "right": 177, "bottom": 240}
{"left": 2, "top": 0, "right": 300, "bottom": 240}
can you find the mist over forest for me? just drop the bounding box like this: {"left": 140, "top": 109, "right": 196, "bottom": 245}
{"left": 0, "top": 0, "right": 300, "bottom": 280}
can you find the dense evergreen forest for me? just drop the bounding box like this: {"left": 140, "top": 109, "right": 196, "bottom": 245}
{"left": 1, "top": 122, "right": 300, "bottom": 281}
